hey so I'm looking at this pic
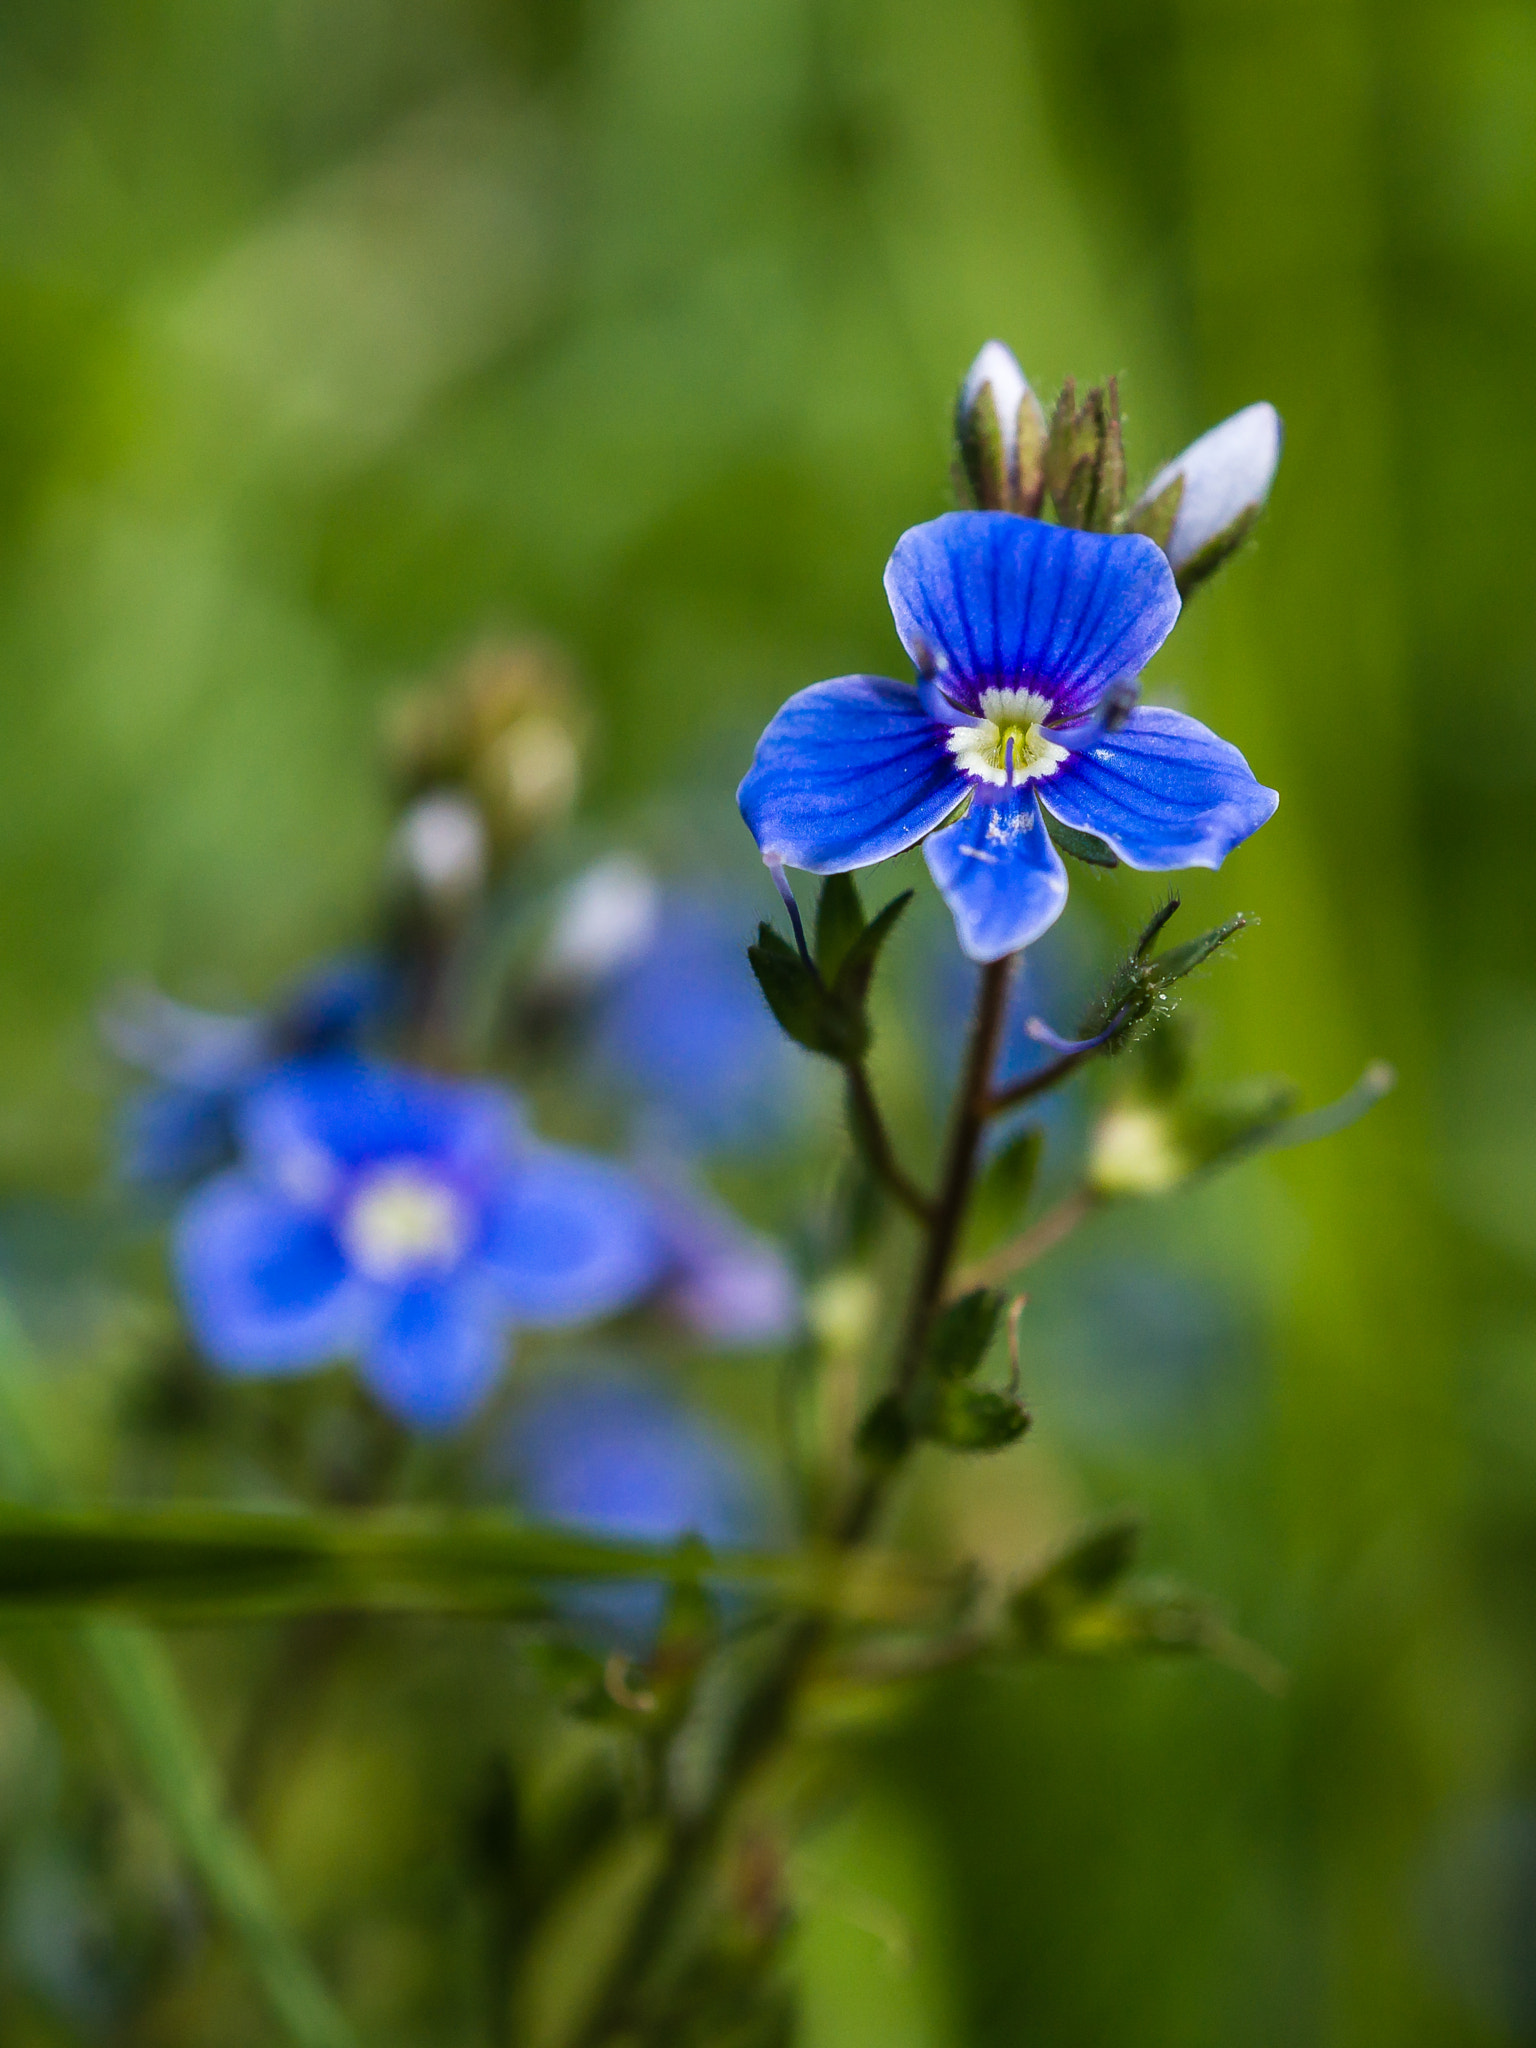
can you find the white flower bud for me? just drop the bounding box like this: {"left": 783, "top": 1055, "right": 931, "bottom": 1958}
{"left": 1137, "top": 401, "right": 1282, "bottom": 571}
{"left": 961, "top": 341, "right": 1029, "bottom": 473}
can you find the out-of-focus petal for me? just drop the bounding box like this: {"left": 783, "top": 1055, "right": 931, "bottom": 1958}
{"left": 362, "top": 1277, "right": 509, "bottom": 1430}
{"left": 883, "top": 513, "right": 1180, "bottom": 720}
{"left": 174, "top": 1174, "right": 370, "bottom": 1372}
{"left": 924, "top": 787, "right": 1069, "bottom": 962}
{"left": 738, "top": 675, "right": 966, "bottom": 873}
{"left": 480, "top": 1149, "right": 664, "bottom": 1325}
{"left": 241, "top": 1057, "right": 522, "bottom": 1203}
{"left": 101, "top": 986, "right": 268, "bottom": 1091}
{"left": 1137, "top": 403, "right": 1282, "bottom": 572}
{"left": 1039, "top": 706, "right": 1278, "bottom": 869}
{"left": 498, "top": 1371, "right": 775, "bottom": 1652}
{"left": 646, "top": 1180, "right": 801, "bottom": 1348}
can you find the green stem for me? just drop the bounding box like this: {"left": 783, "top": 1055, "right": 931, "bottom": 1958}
{"left": 568, "top": 956, "right": 1017, "bottom": 2046}
{"left": 0, "top": 1308, "right": 356, "bottom": 2048}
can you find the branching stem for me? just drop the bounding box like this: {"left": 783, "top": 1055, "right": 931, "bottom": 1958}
{"left": 843, "top": 1059, "right": 934, "bottom": 1224}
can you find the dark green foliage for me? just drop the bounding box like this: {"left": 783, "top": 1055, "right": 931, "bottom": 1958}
{"left": 1043, "top": 812, "right": 1120, "bottom": 867}
{"left": 918, "top": 1380, "right": 1030, "bottom": 1452}
{"left": 1075, "top": 898, "right": 1248, "bottom": 1048}
{"left": 747, "top": 883, "right": 911, "bottom": 1064}
{"left": 925, "top": 1289, "right": 1006, "bottom": 1381}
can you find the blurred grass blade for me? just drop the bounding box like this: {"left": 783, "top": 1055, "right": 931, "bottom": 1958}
{"left": 0, "top": 1306, "right": 357, "bottom": 2048}
{"left": 0, "top": 1500, "right": 952, "bottom": 1626}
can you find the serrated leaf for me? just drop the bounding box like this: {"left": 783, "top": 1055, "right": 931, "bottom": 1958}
{"left": 748, "top": 927, "right": 854, "bottom": 1058}
{"left": 920, "top": 1381, "right": 1030, "bottom": 1452}
{"left": 815, "top": 874, "right": 866, "bottom": 985}
{"left": 926, "top": 1289, "right": 1005, "bottom": 1381}
{"left": 1044, "top": 812, "right": 1119, "bottom": 868}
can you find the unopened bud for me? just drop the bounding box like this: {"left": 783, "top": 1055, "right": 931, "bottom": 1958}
{"left": 1131, "top": 402, "right": 1282, "bottom": 586}
{"left": 956, "top": 340, "right": 1046, "bottom": 514}
{"left": 1087, "top": 1103, "right": 1188, "bottom": 1198}
{"left": 390, "top": 790, "right": 488, "bottom": 905}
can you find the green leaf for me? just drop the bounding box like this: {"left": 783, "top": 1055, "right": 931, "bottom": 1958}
{"left": 964, "top": 1127, "right": 1043, "bottom": 1255}
{"left": 831, "top": 888, "right": 913, "bottom": 1013}
{"left": 1043, "top": 812, "right": 1119, "bottom": 868}
{"left": 1074, "top": 900, "right": 1248, "bottom": 1048}
{"left": 747, "top": 923, "right": 853, "bottom": 1058}
{"left": 856, "top": 1394, "right": 913, "bottom": 1468}
{"left": 814, "top": 873, "right": 866, "bottom": 984}
{"left": 919, "top": 1381, "right": 1030, "bottom": 1452}
{"left": 1008, "top": 1515, "right": 1142, "bottom": 1649}
{"left": 926, "top": 1289, "right": 1006, "bottom": 1381}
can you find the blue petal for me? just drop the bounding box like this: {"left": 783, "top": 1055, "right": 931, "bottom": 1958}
{"left": 883, "top": 513, "right": 1180, "bottom": 720}
{"left": 1039, "top": 706, "right": 1278, "bottom": 869}
{"left": 480, "top": 1149, "right": 664, "bottom": 1325}
{"left": 646, "top": 1178, "right": 802, "bottom": 1348}
{"left": 173, "top": 1173, "right": 371, "bottom": 1373}
{"left": 738, "top": 675, "right": 966, "bottom": 873}
{"left": 496, "top": 1371, "right": 776, "bottom": 1654}
{"left": 924, "top": 787, "right": 1069, "bottom": 963}
{"left": 362, "top": 1278, "right": 509, "bottom": 1430}
{"left": 241, "top": 1056, "right": 522, "bottom": 1199}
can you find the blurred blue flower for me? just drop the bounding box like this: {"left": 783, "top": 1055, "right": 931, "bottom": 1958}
{"left": 739, "top": 512, "right": 1276, "bottom": 961}
{"left": 173, "top": 1057, "right": 664, "bottom": 1429}
{"left": 542, "top": 856, "right": 807, "bottom": 1152}
{"left": 499, "top": 1369, "right": 775, "bottom": 1652}
{"left": 642, "top": 1172, "right": 801, "bottom": 1349}
{"left": 105, "top": 959, "right": 389, "bottom": 1194}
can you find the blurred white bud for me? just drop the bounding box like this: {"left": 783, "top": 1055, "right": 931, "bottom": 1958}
{"left": 1087, "top": 1103, "right": 1188, "bottom": 1198}
{"left": 391, "top": 790, "right": 488, "bottom": 903}
{"left": 962, "top": 341, "right": 1028, "bottom": 469}
{"left": 543, "top": 855, "right": 660, "bottom": 986}
{"left": 1137, "top": 402, "right": 1282, "bottom": 573}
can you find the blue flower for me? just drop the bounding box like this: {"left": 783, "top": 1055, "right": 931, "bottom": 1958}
{"left": 498, "top": 1369, "right": 775, "bottom": 1652}
{"left": 172, "top": 1057, "right": 664, "bottom": 1429}
{"left": 542, "top": 858, "right": 809, "bottom": 1153}
{"left": 106, "top": 960, "right": 388, "bottom": 1193}
{"left": 738, "top": 513, "right": 1277, "bottom": 962}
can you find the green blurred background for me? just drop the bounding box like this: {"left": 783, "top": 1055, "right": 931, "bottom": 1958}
{"left": 0, "top": 0, "right": 1531, "bottom": 2042}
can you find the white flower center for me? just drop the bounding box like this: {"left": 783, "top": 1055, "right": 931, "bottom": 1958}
{"left": 946, "top": 687, "right": 1069, "bottom": 788}
{"left": 340, "top": 1164, "right": 472, "bottom": 1283}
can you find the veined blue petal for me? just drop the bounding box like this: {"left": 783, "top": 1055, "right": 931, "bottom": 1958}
{"left": 481, "top": 1149, "right": 664, "bottom": 1325}
{"left": 738, "top": 675, "right": 966, "bottom": 873}
{"left": 883, "top": 513, "right": 1180, "bottom": 720}
{"left": 173, "top": 1174, "right": 371, "bottom": 1372}
{"left": 924, "top": 787, "right": 1069, "bottom": 963}
{"left": 362, "top": 1278, "right": 509, "bottom": 1430}
{"left": 1039, "top": 706, "right": 1277, "bottom": 869}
